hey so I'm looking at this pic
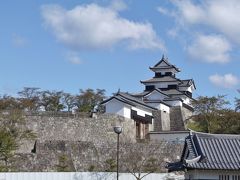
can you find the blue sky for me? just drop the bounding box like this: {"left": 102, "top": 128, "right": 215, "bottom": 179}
{"left": 0, "top": 0, "right": 239, "bottom": 107}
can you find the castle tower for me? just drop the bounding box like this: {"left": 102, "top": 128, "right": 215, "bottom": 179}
{"left": 102, "top": 56, "right": 196, "bottom": 139}
{"left": 141, "top": 55, "right": 181, "bottom": 91}
{"left": 139, "top": 55, "right": 195, "bottom": 108}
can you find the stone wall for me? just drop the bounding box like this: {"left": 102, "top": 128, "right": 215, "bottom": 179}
{"left": 4, "top": 113, "right": 183, "bottom": 172}
{"left": 10, "top": 140, "right": 183, "bottom": 172}
{"left": 19, "top": 114, "right": 136, "bottom": 153}
{"left": 170, "top": 107, "right": 185, "bottom": 131}
{"left": 161, "top": 110, "right": 170, "bottom": 131}
{"left": 153, "top": 110, "right": 170, "bottom": 131}
{"left": 181, "top": 106, "right": 193, "bottom": 127}
{"left": 153, "top": 110, "right": 162, "bottom": 131}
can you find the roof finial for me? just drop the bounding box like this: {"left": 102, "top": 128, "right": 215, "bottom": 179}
{"left": 162, "top": 54, "right": 165, "bottom": 60}
{"left": 117, "top": 88, "right": 120, "bottom": 94}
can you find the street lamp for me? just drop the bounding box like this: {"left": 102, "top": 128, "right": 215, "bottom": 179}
{"left": 113, "top": 126, "right": 122, "bottom": 180}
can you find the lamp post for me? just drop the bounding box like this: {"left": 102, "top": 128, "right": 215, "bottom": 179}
{"left": 113, "top": 126, "right": 122, "bottom": 180}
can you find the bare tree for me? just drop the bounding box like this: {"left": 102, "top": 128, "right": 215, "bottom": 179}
{"left": 119, "top": 141, "right": 169, "bottom": 180}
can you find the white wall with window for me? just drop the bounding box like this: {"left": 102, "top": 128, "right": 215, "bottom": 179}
{"left": 185, "top": 170, "right": 240, "bottom": 180}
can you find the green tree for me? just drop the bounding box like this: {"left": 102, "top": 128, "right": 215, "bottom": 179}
{"left": 104, "top": 158, "right": 116, "bottom": 172}
{"left": 213, "top": 109, "right": 240, "bottom": 134}
{"left": 0, "top": 95, "right": 20, "bottom": 110}
{"left": 75, "top": 89, "right": 105, "bottom": 112}
{"left": 193, "top": 95, "right": 229, "bottom": 114}
{"left": 17, "top": 87, "right": 41, "bottom": 111}
{"left": 56, "top": 154, "right": 73, "bottom": 172}
{"left": 62, "top": 93, "right": 76, "bottom": 112}
{"left": 0, "top": 109, "right": 36, "bottom": 171}
{"left": 0, "top": 129, "right": 18, "bottom": 170}
{"left": 40, "top": 90, "right": 65, "bottom": 112}
{"left": 188, "top": 95, "right": 240, "bottom": 134}
{"left": 235, "top": 89, "right": 240, "bottom": 112}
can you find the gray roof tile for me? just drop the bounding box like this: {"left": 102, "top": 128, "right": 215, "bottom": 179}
{"left": 101, "top": 92, "right": 158, "bottom": 111}
{"left": 185, "top": 132, "right": 240, "bottom": 170}
{"left": 141, "top": 76, "right": 182, "bottom": 84}
{"left": 150, "top": 56, "right": 180, "bottom": 72}
{"left": 167, "top": 131, "right": 240, "bottom": 171}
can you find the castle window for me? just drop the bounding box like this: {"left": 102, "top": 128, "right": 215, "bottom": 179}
{"left": 155, "top": 72, "right": 162, "bottom": 77}
{"left": 145, "top": 85, "right": 155, "bottom": 91}
{"left": 168, "top": 84, "right": 177, "bottom": 89}
{"left": 219, "top": 175, "right": 230, "bottom": 180}
{"left": 165, "top": 72, "right": 172, "bottom": 76}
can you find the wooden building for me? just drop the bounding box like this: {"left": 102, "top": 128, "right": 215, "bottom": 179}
{"left": 167, "top": 131, "right": 240, "bottom": 180}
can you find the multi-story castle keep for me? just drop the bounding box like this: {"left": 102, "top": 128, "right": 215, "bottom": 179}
{"left": 102, "top": 56, "right": 196, "bottom": 139}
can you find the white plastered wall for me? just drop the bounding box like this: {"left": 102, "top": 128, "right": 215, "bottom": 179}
{"left": 186, "top": 170, "right": 240, "bottom": 180}
{"left": 131, "top": 106, "right": 152, "bottom": 117}
{"left": 105, "top": 98, "right": 153, "bottom": 119}
{"left": 105, "top": 99, "right": 131, "bottom": 118}
{"left": 145, "top": 102, "right": 170, "bottom": 113}
{"left": 159, "top": 103, "right": 170, "bottom": 113}
{"left": 179, "top": 84, "right": 195, "bottom": 93}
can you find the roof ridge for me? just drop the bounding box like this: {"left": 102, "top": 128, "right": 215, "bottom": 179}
{"left": 190, "top": 130, "right": 240, "bottom": 138}
{"left": 144, "top": 88, "right": 170, "bottom": 97}
{"left": 117, "top": 92, "right": 157, "bottom": 110}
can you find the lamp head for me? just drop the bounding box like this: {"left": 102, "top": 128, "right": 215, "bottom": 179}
{"left": 113, "top": 126, "right": 122, "bottom": 134}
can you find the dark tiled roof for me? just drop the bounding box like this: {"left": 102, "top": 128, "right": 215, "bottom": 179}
{"left": 163, "top": 97, "right": 183, "bottom": 102}
{"left": 143, "top": 88, "right": 170, "bottom": 98}
{"left": 132, "top": 89, "right": 171, "bottom": 107}
{"left": 161, "top": 89, "right": 184, "bottom": 95}
{"left": 101, "top": 92, "right": 157, "bottom": 111}
{"left": 167, "top": 131, "right": 240, "bottom": 171}
{"left": 131, "top": 91, "right": 149, "bottom": 97}
{"left": 161, "top": 89, "right": 195, "bottom": 101}
{"left": 179, "top": 79, "right": 196, "bottom": 89}
{"left": 140, "top": 76, "right": 182, "bottom": 84}
{"left": 150, "top": 55, "right": 180, "bottom": 72}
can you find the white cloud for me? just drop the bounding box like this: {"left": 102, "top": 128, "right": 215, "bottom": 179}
{"left": 187, "top": 34, "right": 231, "bottom": 63}
{"left": 209, "top": 73, "right": 239, "bottom": 88}
{"left": 109, "top": 0, "right": 127, "bottom": 11}
{"left": 171, "top": 0, "right": 240, "bottom": 44}
{"left": 66, "top": 52, "right": 82, "bottom": 64}
{"left": 171, "top": 0, "right": 205, "bottom": 25}
{"left": 41, "top": 3, "right": 165, "bottom": 51}
{"left": 167, "top": 28, "right": 179, "bottom": 38}
{"left": 12, "top": 34, "right": 27, "bottom": 47}
{"left": 157, "top": 6, "right": 170, "bottom": 16}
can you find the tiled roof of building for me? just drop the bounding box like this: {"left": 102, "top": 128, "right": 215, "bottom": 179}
{"left": 150, "top": 55, "right": 180, "bottom": 72}
{"left": 140, "top": 76, "right": 182, "bottom": 84}
{"left": 161, "top": 89, "right": 184, "bottom": 95}
{"left": 131, "top": 91, "right": 149, "bottom": 98}
{"left": 161, "top": 89, "right": 195, "bottom": 101}
{"left": 163, "top": 97, "right": 183, "bottom": 102}
{"left": 143, "top": 88, "right": 170, "bottom": 98}
{"left": 101, "top": 92, "right": 158, "bottom": 111}
{"left": 167, "top": 131, "right": 240, "bottom": 171}
{"left": 179, "top": 79, "right": 196, "bottom": 89}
